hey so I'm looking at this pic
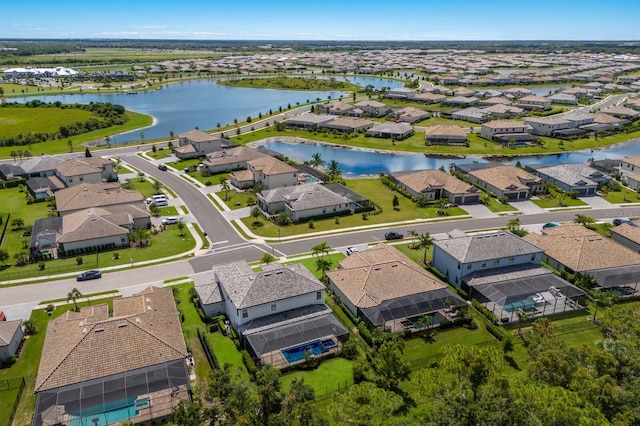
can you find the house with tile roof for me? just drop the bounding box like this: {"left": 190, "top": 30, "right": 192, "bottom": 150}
{"left": 480, "top": 120, "right": 536, "bottom": 145}
{"left": 230, "top": 156, "right": 298, "bottom": 190}
{"left": 390, "top": 169, "right": 480, "bottom": 204}
{"left": 55, "top": 158, "right": 116, "bottom": 187}
{"left": 175, "top": 129, "right": 234, "bottom": 159}
{"left": 424, "top": 124, "right": 468, "bottom": 145}
{"left": 326, "top": 244, "right": 464, "bottom": 330}
{"left": 0, "top": 320, "right": 23, "bottom": 363}
{"left": 365, "top": 122, "right": 414, "bottom": 140}
{"left": 465, "top": 164, "right": 544, "bottom": 199}
{"left": 393, "top": 106, "right": 430, "bottom": 123}
{"left": 318, "top": 100, "right": 354, "bottom": 115}
{"left": 55, "top": 182, "right": 147, "bottom": 216}
{"left": 319, "top": 117, "right": 374, "bottom": 133}
{"left": 516, "top": 95, "right": 552, "bottom": 110}
{"left": 611, "top": 222, "right": 640, "bottom": 253}
{"left": 284, "top": 113, "right": 336, "bottom": 129}
{"left": 196, "top": 261, "right": 348, "bottom": 368}
{"left": 258, "top": 182, "right": 358, "bottom": 222}
{"left": 619, "top": 156, "right": 640, "bottom": 176}
{"left": 353, "top": 100, "right": 389, "bottom": 117}
{"left": 526, "top": 163, "right": 610, "bottom": 195}
{"left": 202, "top": 146, "right": 268, "bottom": 174}
{"left": 34, "top": 286, "right": 190, "bottom": 426}
{"left": 55, "top": 208, "right": 131, "bottom": 257}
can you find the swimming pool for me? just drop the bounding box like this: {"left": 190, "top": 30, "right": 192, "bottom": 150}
{"left": 503, "top": 296, "right": 537, "bottom": 313}
{"left": 303, "top": 174, "right": 321, "bottom": 183}
{"left": 281, "top": 339, "right": 335, "bottom": 363}
{"left": 402, "top": 312, "right": 447, "bottom": 329}
{"left": 67, "top": 397, "right": 149, "bottom": 426}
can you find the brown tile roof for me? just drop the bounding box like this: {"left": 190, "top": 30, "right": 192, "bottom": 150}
{"left": 57, "top": 210, "right": 129, "bottom": 244}
{"left": 393, "top": 169, "right": 475, "bottom": 195}
{"left": 55, "top": 183, "right": 145, "bottom": 213}
{"left": 469, "top": 165, "right": 540, "bottom": 191}
{"left": 230, "top": 169, "right": 254, "bottom": 182}
{"left": 36, "top": 286, "right": 187, "bottom": 392}
{"left": 248, "top": 156, "right": 297, "bottom": 175}
{"left": 424, "top": 124, "right": 467, "bottom": 137}
{"left": 0, "top": 320, "right": 22, "bottom": 346}
{"left": 622, "top": 156, "right": 640, "bottom": 168}
{"left": 326, "top": 244, "right": 446, "bottom": 309}
{"left": 204, "top": 146, "right": 267, "bottom": 166}
{"left": 55, "top": 159, "right": 103, "bottom": 177}
{"left": 524, "top": 224, "right": 640, "bottom": 272}
{"left": 178, "top": 129, "right": 218, "bottom": 143}
{"left": 482, "top": 119, "right": 529, "bottom": 129}
{"left": 611, "top": 222, "right": 640, "bottom": 244}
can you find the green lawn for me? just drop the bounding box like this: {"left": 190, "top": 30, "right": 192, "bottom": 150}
{"left": 218, "top": 76, "right": 359, "bottom": 92}
{"left": 0, "top": 226, "right": 195, "bottom": 282}
{"left": 0, "top": 187, "right": 52, "bottom": 255}
{"left": 217, "top": 190, "right": 257, "bottom": 210}
{"left": 280, "top": 357, "right": 354, "bottom": 397}
{"left": 404, "top": 326, "right": 496, "bottom": 365}
{"left": 531, "top": 188, "right": 588, "bottom": 208}
{"left": 122, "top": 178, "right": 158, "bottom": 198}
{"left": 282, "top": 253, "right": 345, "bottom": 281}
{"left": 0, "top": 106, "right": 94, "bottom": 137}
{"left": 207, "top": 332, "right": 249, "bottom": 380}
{"left": 146, "top": 148, "right": 174, "bottom": 160}
{"left": 600, "top": 186, "right": 640, "bottom": 204}
{"left": 0, "top": 111, "right": 151, "bottom": 159}
{"left": 485, "top": 197, "right": 519, "bottom": 213}
{"left": 158, "top": 206, "right": 179, "bottom": 216}
{"left": 241, "top": 178, "right": 467, "bottom": 238}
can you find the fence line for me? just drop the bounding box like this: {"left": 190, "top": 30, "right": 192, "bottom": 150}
{"left": 314, "top": 379, "right": 355, "bottom": 401}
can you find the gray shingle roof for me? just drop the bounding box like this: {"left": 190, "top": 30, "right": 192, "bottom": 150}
{"left": 213, "top": 261, "right": 324, "bottom": 309}
{"left": 434, "top": 229, "right": 542, "bottom": 263}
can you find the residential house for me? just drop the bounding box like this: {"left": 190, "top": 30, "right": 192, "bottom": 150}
{"left": 196, "top": 261, "right": 348, "bottom": 368}
{"left": 464, "top": 164, "right": 544, "bottom": 199}
{"left": 393, "top": 106, "right": 430, "bottom": 123}
{"left": 526, "top": 163, "right": 610, "bottom": 195}
{"left": 451, "top": 107, "right": 488, "bottom": 123}
{"left": 0, "top": 320, "right": 23, "bottom": 363}
{"left": 547, "top": 93, "right": 578, "bottom": 104}
{"left": 353, "top": 100, "right": 389, "bottom": 117}
{"left": 424, "top": 124, "right": 468, "bottom": 145}
{"left": 319, "top": 117, "right": 374, "bottom": 133}
{"left": 601, "top": 106, "right": 639, "bottom": 119}
{"left": 453, "top": 87, "right": 476, "bottom": 97}
{"left": 524, "top": 224, "right": 640, "bottom": 295}
{"left": 326, "top": 244, "right": 465, "bottom": 331}
{"left": 478, "top": 96, "right": 512, "bottom": 106}
{"left": 55, "top": 208, "right": 132, "bottom": 257}
{"left": 503, "top": 87, "right": 533, "bottom": 98}
{"left": 284, "top": 114, "right": 336, "bottom": 129}
{"left": 480, "top": 120, "right": 536, "bottom": 145}
{"left": 33, "top": 286, "right": 190, "bottom": 426}
{"left": 231, "top": 156, "right": 298, "bottom": 190}
{"left": 619, "top": 156, "right": 640, "bottom": 176}
{"left": 390, "top": 169, "right": 480, "bottom": 204}
{"left": 413, "top": 92, "right": 446, "bottom": 104}
{"left": 175, "top": 129, "right": 233, "bottom": 159}
{"left": 25, "top": 176, "right": 66, "bottom": 201}
{"left": 432, "top": 229, "right": 587, "bottom": 321}
{"left": 611, "top": 223, "right": 640, "bottom": 253}
{"left": 481, "top": 104, "right": 525, "bottom": 118}
{"left": 387, "top": 87, "right": 416, "bottom": 99}
{"left": 55, "top": 182, "right": 146, "bottom": 217}
{"left": 443, "top": 96, "right": 479, "bottom": 107}
{"left": 365, "top": 122, "right": 414, "bottom": 140}
{"left": 516, "top": 95, "right": 552, "bottom": 110}
{"left": 258, "top": 183, "right": 357, "bottom": 222}
{"left": 318, "top": 100, "right": 354, "bottom": 115}
{"left": 202, "top": 146, "right": 268, "bottom": 174}
{"left": 524, "top": 116, "right": 571, "bottom": 136}
{"left": 55, "top": 158, "right": 117, "bottom": 187}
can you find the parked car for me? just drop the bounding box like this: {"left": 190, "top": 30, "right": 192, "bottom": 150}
{"left": 77, "top": 270, "right": 102, "bottom": 282}
{"left": 162, "top": 217, "right": 179, "bottom": 225}
{"left": 384, "top": 231, "right": 403, "bottom": 240}
{"left": 146, "top": 195, "right": 167, "bottom": 204}
{"left": 542, "top": 222, "right": 561, "bottom": 229}
{"left": 157, "top": 163, "right": 168, "bottom": 171}
{"left": 346, "top": 247, "right": 359, "bottom": 256}
{"left": 613, "top": 218, "right": 636, "bottom": 227}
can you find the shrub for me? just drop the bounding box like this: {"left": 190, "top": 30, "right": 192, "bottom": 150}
{"left": 2, "top": 355, "right": 16, "bottom": 367}
{"left": 76, "top": 256, "right": 84, "bottom": 265}
{"left": 218, "top": 318, "right": 227, "bottom": 335}
{"left": 341, "top": 336, "right": 359, "bottom": 360}
{"left": 38, "top": 262, "right": 46, "bottom": 271}
{"left": 208, "top": 323, "right": 218, "bottom": 333}
{"left": 241, "top": 350, "right": 257, "bottom": 376}
{"left": 486, "top": 322, "right": 505, "bottom": 341}
{"left": 472, "top": 299, "right": 500, "bottom": 324}
{"left": 357, "top": 322, "right": 373, "bottom": 346}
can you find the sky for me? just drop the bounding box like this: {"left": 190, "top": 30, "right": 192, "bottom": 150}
{"left": 2, "top": 0, "right": 640, "bottom": 41}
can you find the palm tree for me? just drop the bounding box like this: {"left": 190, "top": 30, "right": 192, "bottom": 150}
{"left": 177, "top": 218, "right": 186, "bottom": 237}
{"left": 591, "top": 291, "right": 616, "bottom": 323}
{"left": 131, "top": 227, "right": 150, "bottom": 248}
{"left": 408, "top": 230, "right": 418, "bottom": 249}
{"left": 220, "top": 178, "right": 231, "bottom": 201}
{"left": 22, "top": 319, "right": 37, "bottom": 335}
{"left": 315, "top": 257, "right": 332, "bottom": 282}
{"left": 310, "top": 153, "right": 326, "bottom": 169}
{"left": 311, "top": 242, "right": 331, "bottom": 261}
{"left": 152, "top": 180, "right": 164, "bottom": 194}
{"left": 67, "top": 288, "right": 82, "bottom": 312}
{"left": 574, "top": 214, "right": 595, "bottom": 227}
{"left": 327, "top": 160, "right": 342, "bottom": 181}
{"left": 515, "top": 310, "right": 531, "bottom": 338}
{"left": 417, "top": 232, "right": 433, "bottom": 265}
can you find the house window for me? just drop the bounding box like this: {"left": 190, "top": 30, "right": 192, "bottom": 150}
{"left": 242, "top": 309, "right": 248, "bottom": 318}
{"left": 79, "top": 176, "right": 84, "bottom": 181}
{"left": 508, "top": 257, "right": 515, "bottom": 264}
{"left": 481, "top": 262, "right": 486, "bottom": 268}
{"left": 316, "top": 291, "right": 322, "bottom": 300}
{"left": 457, "top": 262, "right": 461, "bottom": 270}
{"left": 531, "top": 254, "right": 536, "bottom": 261}
{"left": 466, "top": 264, "right": 471, "bottom": 270}
{"left": 68, "top": 178, "right": 73, "bottom": 183}
{"left": 493, "top": 260, "right": 499, "bottom": 266}
{"left": 271, "top": 302, "right": 277, "bottom": 312}
{"left": 120, "top": 237, "right": 126, "bottom": 243}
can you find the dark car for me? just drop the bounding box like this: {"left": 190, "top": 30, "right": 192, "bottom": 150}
{"left": 384, "top": 231, "right": 404, "bottom": 240}
{"left": 613, "top": 218, "right": 636, "bottom": 227}
{"left": 77, "top": 270, "right": 102, "bottom": 282}
{"left": 157, "top": 163, "right": 168, "bottom": 171}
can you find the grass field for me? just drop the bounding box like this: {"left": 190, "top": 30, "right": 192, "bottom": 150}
{"left": 0, "top": 106, "right": 95, "bottom": 137}
{"left": 532, "top": 191, "right": 588, "bottom": 208}
{"left": 601, "top": 186, "right": 640, "bottom": 204}
{"left": 0, "top": 187, "right": 52, "bottom": 256}
{"left": 280, "top": 357, "right": 354, "bottom": 397}
{"left": 218, "top": 76, "right": 359, "bottom": 92}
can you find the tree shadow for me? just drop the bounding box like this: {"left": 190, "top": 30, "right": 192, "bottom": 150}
{"left": 504, "top": 355, "right": 520, "bottom": 371}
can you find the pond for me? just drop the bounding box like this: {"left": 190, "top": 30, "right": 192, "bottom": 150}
{"left": 253, "top": 138, "right": 640, "bottom": 177}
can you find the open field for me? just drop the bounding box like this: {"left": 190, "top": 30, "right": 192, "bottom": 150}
{"left": 218, "top": 76, "right": 360, "bottom": 92}
{"left": 0, "top": 106, "right": 94, "bottom": 137}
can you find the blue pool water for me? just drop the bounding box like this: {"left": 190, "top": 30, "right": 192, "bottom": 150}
{"left": 67, "top": 397, "right": 148, "bottom": 426}
{"left": 504, "top": 297, "right": 537, "bottom": 313}
{"left": 304, "top": 174, "right": 320, "bottom": 183}
{"left": 282, "top": 339, "right": 335, "bottom": 362}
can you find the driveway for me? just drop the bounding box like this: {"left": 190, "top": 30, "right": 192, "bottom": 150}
{"left": 579, "top": 196, "right": 615, "bottom": 209}
{"left": 509, "top": 199, "right": 547, "bottom": 215}
{"left": 462, "top": 203, "right": 497, "bottom": 219}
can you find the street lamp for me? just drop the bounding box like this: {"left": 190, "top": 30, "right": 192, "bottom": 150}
{"left": 277, "top": 228, "right": 281, "bottom": 244}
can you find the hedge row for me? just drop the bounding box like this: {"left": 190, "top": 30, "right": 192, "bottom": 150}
{"left": 241, "top": 349, "right": 258, "bottom": 376}
{"left": 472, "top": 299, "right": 500, "bottom": 324}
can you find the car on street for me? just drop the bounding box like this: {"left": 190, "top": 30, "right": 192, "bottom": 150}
{"left": 384, "top": 231, "right": 403, "bottom": 240}
{"left": 542, "top": 222, "right": 561, "bottom": 229}
{"left": 613, "top": 218, "right": 636, "bottom": 227}
{"left": 76, "top": 270, "right": 102, "bottom": 282}
{"left": 162, "top": 217, "right": 179, "bottom": 225}
{"left": 346, "top": 247, "right": 359, "bottom": 256}
{"left": 157, "top": 163, "right": 168, "bottom": 171}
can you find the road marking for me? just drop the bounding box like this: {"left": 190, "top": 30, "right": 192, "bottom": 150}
{"left": 211, "top": 240, "right": 229, "bottom": 245}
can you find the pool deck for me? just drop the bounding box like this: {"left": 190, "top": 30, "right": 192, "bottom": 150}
{"left": 259, "top": 335, "right": 342, "bottom": 369}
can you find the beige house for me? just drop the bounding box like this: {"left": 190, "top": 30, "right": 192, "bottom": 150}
{"left": 55, "top": 158, "right": 117, "bottom": 187}
{"left": 424, "top": 124, "right": 468, "bottom": 145}
{"left": 175, "top": 129, "right": 232, "bottom": 159}
{"left": 390, "top": 169, "right": 480, "bottom": 204}
{"left": 326, "top": 244, "right": 463, "bottom": 330}
{"left": 0, "top": 320, "right": 23, "bottom": 362}
{"left": 353, "top": 100, "right": 389, "bottom": 117}
{"left": 467, "top": 165, "right": 543, "bottom": 199}
{"left": 56, "top": 209, "right": 131, "bottom": 257}
{"left": 230, "top": 156, "right": 298, "bottom": 190}
{"left": 319, "top": 117, "right": 374, "bottom": 133}
{"left": 413, "top": 92, "right": 446, "bottom": 104}
{"left": 516, "top": 95, "right": 552, "bottom": 110}
{"left": 202, "top": 146, "right": 268, "bottom": 173}
{"left": 34, "top": 286, "right": 190, "bottom": 426}
{"left": 318, "top": 100, "right": 354, "bottom": 115}
{"left": 393, "top": 106, "right": 430, "bottom": 123}
{"left": 611, "top": 223, "right": 640, "bottom": 253}
{"left": 55, "top": 183, "right": 146, "bottom": 216}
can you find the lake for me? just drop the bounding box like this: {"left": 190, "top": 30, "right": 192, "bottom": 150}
{"left": 253, "top": 139, "right": 640, "bottom": 177}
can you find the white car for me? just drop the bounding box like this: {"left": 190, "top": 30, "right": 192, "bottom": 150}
{"left": 346, "top": 247, "right": 359, "bottom": 256}
{"left": 162, "top": 217, "right": 179, "bottom": 225}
